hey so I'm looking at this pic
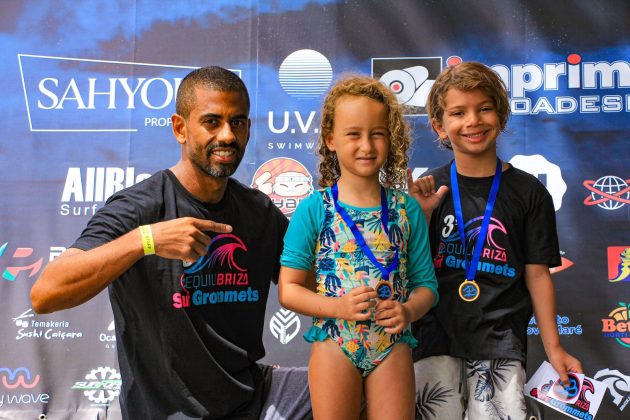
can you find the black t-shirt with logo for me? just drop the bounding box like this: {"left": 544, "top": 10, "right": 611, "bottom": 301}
{"left": 72, "top": 170, "right": 288, "bottom": 419}
{"left": 412, "top": 161, "right": 561, "bottom": 363}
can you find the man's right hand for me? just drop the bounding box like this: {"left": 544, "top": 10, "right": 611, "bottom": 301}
{"left": 150, "top": 217, "right": 232, "bottom": 262}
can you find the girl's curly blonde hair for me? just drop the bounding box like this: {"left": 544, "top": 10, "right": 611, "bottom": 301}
{"left": 316, "top": 75, "right": 411, "bottom": 189}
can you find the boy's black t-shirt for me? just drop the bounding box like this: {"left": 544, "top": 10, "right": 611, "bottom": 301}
{"left": 412, "top": 161, "right": 561, "bottom": 363}
{"left": 72, "top": 170, "right": 287, "bottom": 419}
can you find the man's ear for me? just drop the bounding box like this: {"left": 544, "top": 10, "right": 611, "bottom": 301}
{"left": 172, "top": 114, "right": 187, "bottom": 145}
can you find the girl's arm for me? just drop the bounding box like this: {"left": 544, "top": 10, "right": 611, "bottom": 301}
{"left": 525, "top": 263, "right": 583, "bottom": 386}
{"left": 279, "top": 266, "right": 377, "bottom": 320}
{"left": 375, "top": 192, "right": 438, "bottom": 333}
{"left": 279, "top": 190, "right": 377, "bottom": 320}
{"left": 403, "top": 286, "right": 435, "bottom": 321}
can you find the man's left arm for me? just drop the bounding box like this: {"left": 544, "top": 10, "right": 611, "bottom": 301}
{"left": 524, "top": 264, "right": 583, "bottom": 386}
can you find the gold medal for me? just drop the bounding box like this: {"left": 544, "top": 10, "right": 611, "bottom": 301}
{"left": 376, "top": 280, "right": 393, "bottom": 300}
{"left": 458, "top": 279, "right": 480, "bottom": 302}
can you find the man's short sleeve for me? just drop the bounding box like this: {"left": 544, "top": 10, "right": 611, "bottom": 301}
{"left": 71, "top": 193, "right": 143, "bottom": 251}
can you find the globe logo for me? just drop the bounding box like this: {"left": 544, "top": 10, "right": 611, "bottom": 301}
{"left": 583, "top": 175, "right": 630, "bottom": 210}
{"left": 278, "top": 49, "right": 332, "bottom": 99}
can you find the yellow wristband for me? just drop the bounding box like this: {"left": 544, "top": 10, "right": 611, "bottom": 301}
{"left": 139, "top": 225, "right": 155, "bottom": 255}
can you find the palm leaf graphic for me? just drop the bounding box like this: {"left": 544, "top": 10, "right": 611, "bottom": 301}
{"left": 484, "top": 399, "right": 507, "bottom": 420}
{"left": 322, "top": 319, "right": 340, "bottom": 339}
{"left": 467, "top": 360, "right": 493, "bottom": 401}
{"left": 471, "top": 359, "right": 521, "bottom": 403}
{"left": 474, "top": 370, "right": 494, "bottom": 402}
{"left": 415, "top": 382, "right": 454, "bottom": 419}
{"left": 365, "top": 217, "right": 383, "bottom": 233}
{"left": 467, "top": 360, "right": 490, "bottom": 377}
{"left": 355, "top": 263, "right": 370, "bottom": 273}
{"left": 388, "top": 224, "right": 403, "bottom": 246}
{"left": 337, "top": 258, "right": 353, "bottom": 273}
{"left": 490, "top": 359, "right": 519, "bottom": 387}
{"left": 317, "top": 243, "right": 332, "bottom": 256}
{"left": 319, "top": 226, "right": 335, "bottom": 246}
{"left": 324, "top": 273, "right": 341, "bottom": 291}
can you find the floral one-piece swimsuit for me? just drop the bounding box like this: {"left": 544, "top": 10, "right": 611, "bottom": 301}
{"left": 304, "top": 187, "right": 418, "bottom": 377}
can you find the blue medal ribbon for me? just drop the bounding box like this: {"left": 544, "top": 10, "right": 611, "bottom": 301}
{"left": 450, "top": 159, "right": 502, "bottom": 300}
{"left": 331, "top": 183, "right": 399, "bottom": 294}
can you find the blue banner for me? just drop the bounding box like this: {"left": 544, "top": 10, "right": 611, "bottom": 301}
{"left": 1, "top": 1, "right": 628, "bottom": 418}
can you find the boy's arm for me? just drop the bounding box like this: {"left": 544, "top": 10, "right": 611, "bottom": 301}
{"left": 31, "top": 217, "right": 231, "bottom": 314}
{"left": 374, "top": 286, "right": 435, "bottom": 335}
{"left": 525, "top": 263, "right": 583, "bottom": 386}
{"left": 278, "top": 266, "right": 377, "bottom": 320}
{"left": 403, "top": 286, "right": 436, "bottom": 322}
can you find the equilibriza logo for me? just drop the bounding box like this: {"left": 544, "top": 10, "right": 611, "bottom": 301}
{"left": 433, "top": 216, "right": 517, "bottom": 279}
{"left": 173, "top": 234, "right": 259, "bottom": 308}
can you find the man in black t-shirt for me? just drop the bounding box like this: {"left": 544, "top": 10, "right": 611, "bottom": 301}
{"left": 31, "top": 66, "right": 311, "bottom": 420}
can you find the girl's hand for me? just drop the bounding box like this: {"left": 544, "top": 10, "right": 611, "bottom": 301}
{"left": 336, "top": 286, "right": 377, "bottom": 321}
{"left": 374, "top": 299, "right": 411, "bottom": 334}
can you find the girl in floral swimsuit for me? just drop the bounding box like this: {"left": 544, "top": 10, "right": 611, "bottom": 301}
{"left": 279, "top": 75, "right": 438, "bottom": 419}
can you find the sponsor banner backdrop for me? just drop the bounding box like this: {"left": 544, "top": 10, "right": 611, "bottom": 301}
{"left": 1, "top": 0, "right": 628, "bottom": 418}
